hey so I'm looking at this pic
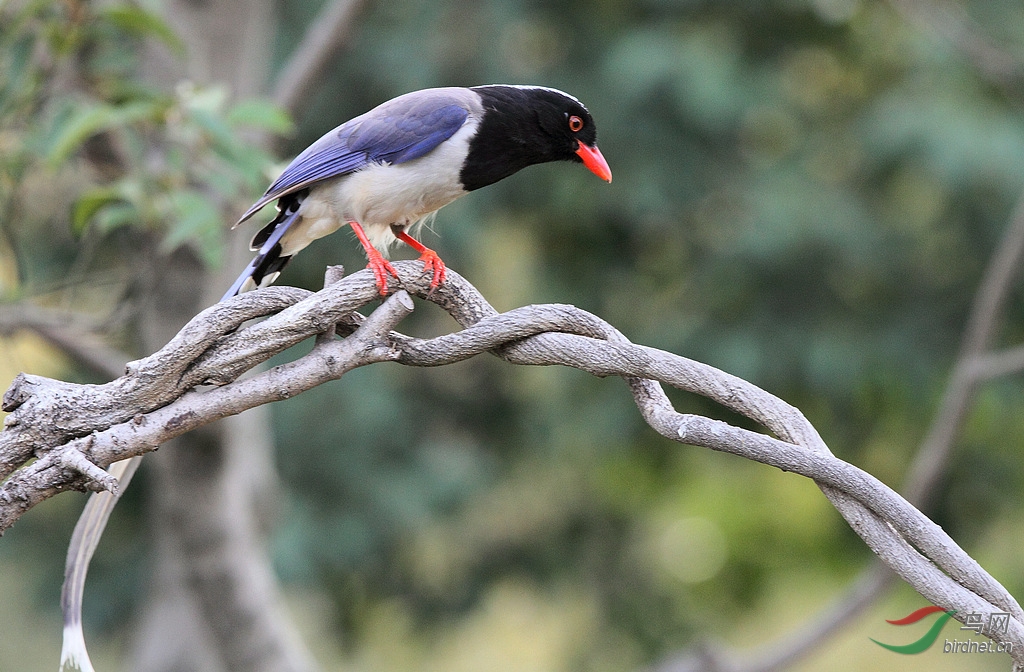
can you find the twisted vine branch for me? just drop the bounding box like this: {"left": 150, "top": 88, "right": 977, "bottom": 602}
{"left": 1, "top": 261, "right": 1021, "bottom": 667}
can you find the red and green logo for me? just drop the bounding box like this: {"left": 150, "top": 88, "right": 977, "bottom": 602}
{"left": 871, "top": 605, "right": 956, "bottom": 654}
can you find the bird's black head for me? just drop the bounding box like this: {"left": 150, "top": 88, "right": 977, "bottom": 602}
{"left": 461, "top": 85, "right": 611, "bottom": 191}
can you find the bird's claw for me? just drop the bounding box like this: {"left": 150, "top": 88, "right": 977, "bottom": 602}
{"left": 365, "top": 251, "right": 400, "bottom": 296}
{"left": 418, "top": 249, "right": 447, "bottom": 292}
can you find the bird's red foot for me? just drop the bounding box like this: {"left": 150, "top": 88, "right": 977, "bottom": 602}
{"left": 417, "top": 248, "right": 447, "bottom": 291}
{"left": 365, "top": 248, "right": 400, "bottom": 296}
{"left": 391, "top": 227, "right": 447, "bottom": 292}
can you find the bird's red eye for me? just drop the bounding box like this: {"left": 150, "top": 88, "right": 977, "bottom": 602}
{"left": 568, "top": 115, "right": 584, "bottom": 132}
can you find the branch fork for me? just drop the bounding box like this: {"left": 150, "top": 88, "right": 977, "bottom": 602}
{"left": 56, "top": 437, "right": 120, "bottom": 495}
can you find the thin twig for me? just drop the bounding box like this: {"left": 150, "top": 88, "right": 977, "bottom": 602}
{"left": 272, "top": 0, "right": 368, "bottom": 116}
{"left": 890, "top": 0, "right": 1024, "bottom": 95}
{"left": 58, "top": 441, "right": 119, "bottom": 495}
{"left": 969, "top": 345, "right": 1024, "bottom": 381}
{"left": 0, "top": 304, "right": 129, "bottom": 379}
{"left": 903, "top": 190, "right": 1024, "bottom": 506}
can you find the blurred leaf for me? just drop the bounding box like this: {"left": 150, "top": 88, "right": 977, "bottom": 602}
{"left": 93, "top": 202, "right": 138, "bottom": 234}
{"left": 188, "top": 108, "right": 239, "bottom": 153}
{"left": 160, "top": 190, "right": 224, "bottom": 266}
{"left": 72, "top": 179, "right": 146, "bottom": 235}
{"left": 44, "top": 100, "right": 160, "bottom": 166}
{"left": 179, "top": 83, "right": 229, "bottom": 113}
{"left": 227, "top": 99, "right": 295, "bottom": 135}
{"left": 0, "top": 33, "right": 36, "bottom": 117}
{"left": 72, "top": 187, "right": 124, "bottom": 233}
{"left": 99, "top": 5, "right": 185, "bottom": 54}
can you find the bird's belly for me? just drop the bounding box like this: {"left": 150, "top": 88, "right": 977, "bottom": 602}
{"left": 278, "top": 196, "right": 345, "bottom": 257}
{"left": 339, "top": 162, "right": 467, "bottom": 224}
{"left": 329, "top": 120, "right": 476, "bottom": 250}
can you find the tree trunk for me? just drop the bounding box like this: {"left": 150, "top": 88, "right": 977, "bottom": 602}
{"left": 125, "top": 1, "right": 318, "bottom": 669}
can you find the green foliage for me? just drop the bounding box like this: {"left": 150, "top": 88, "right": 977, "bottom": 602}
{"left": 0, "top": 0, "right": 290, "bottom": 291}
{"left": 99, "top": 4, "right": 186, "bottom": 53}
{"left": 43, "top": 100, "right": 164, "bottom": 168}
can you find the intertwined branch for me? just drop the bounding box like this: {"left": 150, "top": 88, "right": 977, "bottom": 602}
{"left": 1, "top": 261, "right": 1022, "bottom": 667}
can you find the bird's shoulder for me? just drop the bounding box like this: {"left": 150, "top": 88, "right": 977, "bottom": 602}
{"left": 345, "top": 87, "right": 481, "bottom": 159}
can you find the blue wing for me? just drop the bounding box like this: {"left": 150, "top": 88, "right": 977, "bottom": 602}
{"left": 235, "top": 95, "right": 471, "bottom": 225}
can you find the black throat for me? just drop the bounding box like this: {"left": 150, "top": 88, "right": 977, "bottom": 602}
{"left": 460, "top": 86, "right": 572, "bottom": 192}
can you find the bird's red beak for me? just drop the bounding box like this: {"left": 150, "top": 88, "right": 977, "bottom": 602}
{"left": 575, "top": 142, "right": 612, "bottom": 183}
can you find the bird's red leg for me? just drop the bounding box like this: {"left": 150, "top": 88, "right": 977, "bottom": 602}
{"left": 348, "top": 220, "right": 398, "bottom": 295}
{"left": 391, "top": 225, "right": 446, "bottom": 290}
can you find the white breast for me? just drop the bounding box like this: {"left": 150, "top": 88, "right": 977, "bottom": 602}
{"left": 278, "top": 117, "right": 479, "bottom": 257}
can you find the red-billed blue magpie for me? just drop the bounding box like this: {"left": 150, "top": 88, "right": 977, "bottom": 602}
{"left": 222, "top": 85, "right": 612, "bottom": 300}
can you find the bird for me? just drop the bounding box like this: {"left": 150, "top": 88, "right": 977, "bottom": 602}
{"left": 221, "top": 85, "right": 612, "bottom": 301}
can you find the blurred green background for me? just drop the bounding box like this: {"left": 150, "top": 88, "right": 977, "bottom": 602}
{"left": 2, "top": 0, "right": 1024, "bottom": 670}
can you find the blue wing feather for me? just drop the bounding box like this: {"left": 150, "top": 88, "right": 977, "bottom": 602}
{"left": 235, "top": 99, "right": 470, "bottom": 225}
{"left": 351, "top": 104, "right": 470, "bottom": 164}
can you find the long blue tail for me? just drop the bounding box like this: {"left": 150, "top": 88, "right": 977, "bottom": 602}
{"left": 221, "top": 193, "right": 304, "bottom": 302}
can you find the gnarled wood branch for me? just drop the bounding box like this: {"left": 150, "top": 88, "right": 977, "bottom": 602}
{"left": 2, "top": 261, "right": 1022, "bottom": 667}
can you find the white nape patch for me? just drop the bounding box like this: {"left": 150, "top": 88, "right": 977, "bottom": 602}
{"left": 491, "top": 84, "right": 587, "bottom": 111}
{"left": 60, "top": 624, "right": 95, "bottom": 672}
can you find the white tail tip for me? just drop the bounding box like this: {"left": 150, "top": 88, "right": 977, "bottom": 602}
{"left": 59, "top": 624, "right": 95, "bottom": 672}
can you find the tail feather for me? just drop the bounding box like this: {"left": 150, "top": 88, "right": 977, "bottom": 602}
{"left": 221, "top": 191, "right": 305, "bottom": 302}
{"left": 60, "top": 458, "right": 141, "bottom": 672}
{"left": 221, "top": 244, "right": 294, "bottom": 300}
